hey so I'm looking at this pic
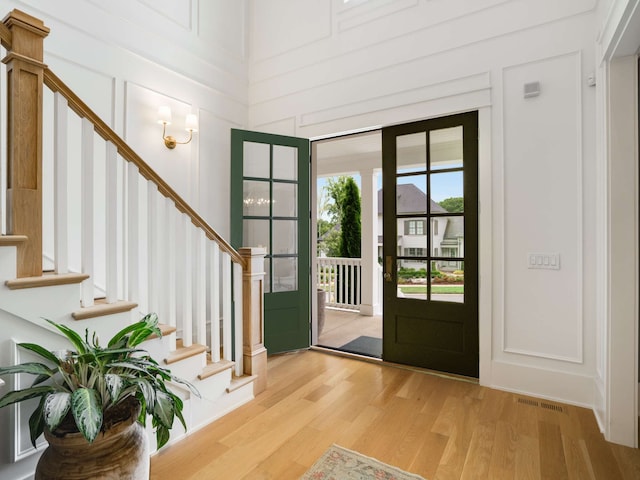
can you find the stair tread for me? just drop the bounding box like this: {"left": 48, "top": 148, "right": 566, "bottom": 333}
{"left": 0, "top": 235, "right": 28, "bottom": 246}
{"left": 164, "top": 343, "right": 207, "bottom": 365}
{"left": 226, "top": 374, "right": 256, "bottom": 393}
{"left": 5, "top": 272, "right": 90, "bottom": 290}
{"left": 198, "top": 359, "right": 235, "bottom": 380}
{"left": 72, "top": 300, "right": 138, "bottom": 320}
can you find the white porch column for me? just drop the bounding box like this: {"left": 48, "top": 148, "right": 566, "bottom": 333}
{"left": 360, "top": 168, "right": 379, "bottom": 316}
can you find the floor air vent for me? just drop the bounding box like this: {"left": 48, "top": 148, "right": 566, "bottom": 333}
{"left": 540, "top": 402, "right": 564, "bottom": 413}
{"left": 517, "top": 397, "right": 565, "bottom": 413}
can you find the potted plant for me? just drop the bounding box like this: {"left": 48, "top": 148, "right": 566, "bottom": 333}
{"left": 0, "top": 313, "right": 198, "bottom": 480}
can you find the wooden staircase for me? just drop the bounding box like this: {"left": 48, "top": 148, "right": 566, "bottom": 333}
{"left": 0, "top": 234, "right": 257, "bottom": 454}
{"left": 0, "top": 9, "right": 269, "bottom": 475}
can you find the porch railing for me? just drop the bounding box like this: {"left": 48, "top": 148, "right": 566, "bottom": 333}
{"left": 317, "top": 256, "right": 362, "bottom": 310}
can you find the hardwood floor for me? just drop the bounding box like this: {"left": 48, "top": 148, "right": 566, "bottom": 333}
{"left": 150, "top": 350, "right": 640, "bottom": 479}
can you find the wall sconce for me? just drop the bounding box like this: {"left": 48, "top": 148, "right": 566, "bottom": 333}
{"left": 157, "top": 106, "right": 198, "bottom": 149}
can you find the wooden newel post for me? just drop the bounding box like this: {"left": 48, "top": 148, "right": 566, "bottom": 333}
{"left": 239, "top": 247, "right": 267, "bottom": 395}
{"left": 2, "top": 10, "right": 49, "bottom": 278}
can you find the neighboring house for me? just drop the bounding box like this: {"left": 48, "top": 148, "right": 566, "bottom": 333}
{"left": 376, "top": 185, "right": 463, "bottom": 271}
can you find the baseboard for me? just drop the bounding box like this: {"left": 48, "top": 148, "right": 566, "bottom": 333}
{"left": 489, "top": 360, "right": 594, "bottom": 409}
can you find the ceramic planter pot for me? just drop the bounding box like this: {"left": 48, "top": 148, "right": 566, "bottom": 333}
{"left": 35, "top": 405, "right": 149, "bottom": 480}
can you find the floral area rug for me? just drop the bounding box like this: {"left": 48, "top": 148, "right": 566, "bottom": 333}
{"left": 300, "top": 444, "right": 426, "bottom": 480}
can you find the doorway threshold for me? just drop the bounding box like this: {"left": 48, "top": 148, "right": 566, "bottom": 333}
{"left": 310, "top": 345, "right": 478, "bottom": 384}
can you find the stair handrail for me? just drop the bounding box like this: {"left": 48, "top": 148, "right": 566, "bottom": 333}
{"left": 43, "top": 70, "right": 244, "bottom": 268}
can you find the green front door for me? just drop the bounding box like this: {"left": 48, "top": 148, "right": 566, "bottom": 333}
{"left": 231, "top": 129, "right": 310, "bottom": 353}
{"left": 382, "top": 111, "right": 479, "bottom": 377}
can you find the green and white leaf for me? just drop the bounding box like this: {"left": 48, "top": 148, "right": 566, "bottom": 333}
{"left": 43, "top": 392, "right": 71, "bottom": 432}
{"left": 153, "top": 391, "right": 174, "bottom": 429}
{"left": 17, "top": 343, "right": 62, "bottom": 365}
{"left": 156, "top": 425, "right": 170, "bottom": 450}
{"left": 134, "top": 378, "right": 156, "bottom": 410}
{"left": 29, "top": 396, "right": 46, "bottom": 448}
{"left": 71, "top": 388, "right": 103, "bottom": 443}
{"left": 0, "top": 386, "right": 55, "bottom": 409}
{"left": 104, "top": 374, "right": 123, "bottom": 402}
{"left": 0, "top": 362, "right": 53, "bottom": 378}
{"left": 45, "top": 319, "right": 89, "bottom": 355}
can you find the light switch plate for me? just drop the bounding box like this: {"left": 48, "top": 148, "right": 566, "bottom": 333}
{"left": 527, "top": 253, "right": 560, "bottom": 270}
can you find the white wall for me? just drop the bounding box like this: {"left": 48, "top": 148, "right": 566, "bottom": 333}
{"left": 248, "top": 0, "right": 600, "bottom": 408}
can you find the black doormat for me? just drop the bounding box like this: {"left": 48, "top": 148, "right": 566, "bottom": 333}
{"left": 339, "top": 336, "right": 382, "bottom": 358}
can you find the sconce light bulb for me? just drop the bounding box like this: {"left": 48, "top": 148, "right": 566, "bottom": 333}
{"left": 185, "top": 113, "right": 199, "bottom": 133}
{"left": 157, "top": 106, "right": 172, "bottom": 125}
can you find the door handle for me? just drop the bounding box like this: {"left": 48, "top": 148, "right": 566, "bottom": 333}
{"left": 384, "top": 256, "right": 393, "bottom": 282}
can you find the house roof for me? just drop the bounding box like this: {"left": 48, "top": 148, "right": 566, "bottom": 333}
{"left": 377, "top": 184, "right": 448, "bottom": 214}
{"left": 443, "top": 216, "right": 464, "bottom": 239}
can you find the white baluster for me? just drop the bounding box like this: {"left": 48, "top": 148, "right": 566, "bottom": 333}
{"left": 195, "top": 228, "right": 207, "bottom": 346}
{"left": 105, "top": 142, "right": 118, "bottom": 303}
{"left": 127, "top": 162, "right": 139, "bottom": 303}
{"left": 165, "top": 198, "right": 177, "bottom": 351}
{"left": 81, "top": 118, "right": 94, "bottom": 307}
{"left": 350, "top": 261, "right": 356, "bottom": 308}
{"left": 181, "top": 214, "right": 192, "bottom": 347}
{"left": 209, "top": 241, "right": 221, "bottom": 362}
{"left": 147, "top": 182, "right": 159, "bottom": 314}
{"left": 233, "top": 261, "right": 243, "bottom": 377}
{"left": 222, "top": 251, "right": 232, "bottom": 362}
{"left": 356, "top": 262, "right": 361, "bottom": 307}
{"left": 53, "top": 92, "right": 68, "bottom": 274}
{"left": 153, "top": 193, "right": 166, "bottom": 323}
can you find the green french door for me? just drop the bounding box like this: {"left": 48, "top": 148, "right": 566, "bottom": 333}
{"left": 382, "top": 111, "right": 479, "bottom": 377}
{"left": 230, "top": 129, "right": 310, "bottom": 353}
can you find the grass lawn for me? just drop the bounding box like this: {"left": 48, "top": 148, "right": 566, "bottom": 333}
{"left": 400, "top": 285, "right": 464, "bottom": 294}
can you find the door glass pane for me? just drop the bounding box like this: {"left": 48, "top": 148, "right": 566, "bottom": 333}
{"left": 263, "top": 258, "right": 271, "bottom": 294}
{"left": 430, "top": 171, "right": 463, "bottom": 212}
{"left": 396, "top": 263, "right": 427, "bottom": 300}
{"left": 272, "top": 182, "right": 297, "bottom": 217}
{"left": 244, "top": 141, "right": 270, "bottom": 178}
{"left": 243, "top": 219, "right": 270, "bottom": 252}
{"left": 431, "top": 215, "right": 464, "bottom": 304}
{"left": 397, "top": 132, "right": 426, "bottom": 174}
{"left": 273, "top": 145, "right": 297, "bottom": 180}
{"left": 397, "top": 175, "right": 427, "bottom": 215}
{"left": 401, "top": 220, "right": 427, "bottom": 251}
{"left": 273, "top": 220, "right": 297, "bottom": 255}
{"left": 273, "top": 257, "right": 297, "bottom": 292}
{"left": 431, "top": 268, "right": 464, "bottom": 303}
{"left": 430, "top": 126, "right": 463, "bottom": 170}
{"left": 431, "top": 216, "right": 463, "bottom": 257}
{"left": 243, "top": 180, "right": 270, "bottom": 216}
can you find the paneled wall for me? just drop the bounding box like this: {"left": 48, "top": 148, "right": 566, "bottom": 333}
{"left": 247, "top": 0, "right": 600, "bottom": 407}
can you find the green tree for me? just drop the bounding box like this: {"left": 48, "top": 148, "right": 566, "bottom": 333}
{"left": 439, "top": 196, "right": 464, "bottom": 213}
{"left": 317, "top": 218, "right": 341, "bottom": 257}
{"left": 325, "top": 176, "right": 350, "bottom": 223}
{"left": 339, "top": 177, "right": 361, "bottom": 258}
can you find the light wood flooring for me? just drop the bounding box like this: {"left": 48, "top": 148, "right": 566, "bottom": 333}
{"left": 150, "top": 350, "right": 640, "bottom": 479}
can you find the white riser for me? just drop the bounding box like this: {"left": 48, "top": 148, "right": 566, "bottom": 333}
{"left": 163, "top": 352, "right": 207, "bottom": 384}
